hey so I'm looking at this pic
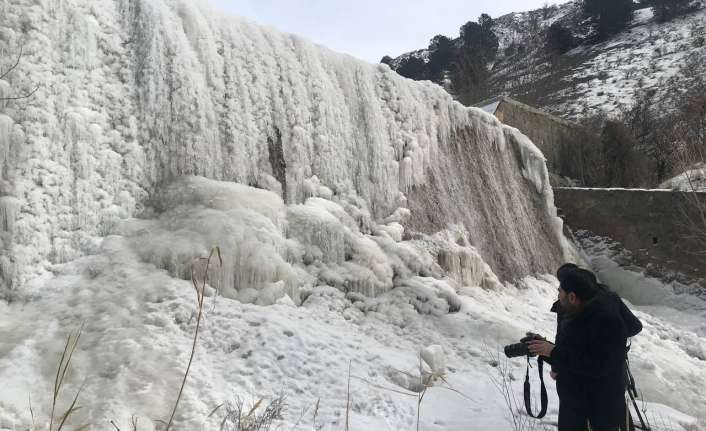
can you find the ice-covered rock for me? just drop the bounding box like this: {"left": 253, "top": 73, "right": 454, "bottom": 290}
{"left": 421, "top": 344, "right": 446, "bottom": 375}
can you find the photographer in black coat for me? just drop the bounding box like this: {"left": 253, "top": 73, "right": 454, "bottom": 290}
{"left": 528, "top": 265, "right": 643, "bottom": 431}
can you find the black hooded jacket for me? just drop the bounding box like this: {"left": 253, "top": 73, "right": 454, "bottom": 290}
{"left": 548, "top": 290, "right": 642, "bottom": 430}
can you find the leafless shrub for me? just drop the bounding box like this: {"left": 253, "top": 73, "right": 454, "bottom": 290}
{"left": 483, "top": 346, "right": 553, "bottom": 431}
{"left": 218, "top": 394, "right": 287, "bottom": 431}
{"left": 601, "top": 120, "right": 652, "bottom": 187}
{"left": 624, "top": 67, "right": 638, "bottom": 80}
{"left": 647, "top": 412, "right": 680, "bottom": 431}
{"left": 674, "top": 155, "right": 706, "bottom": 257}
{"left": 352, "top": 350, "right": 474, "bottom": 431}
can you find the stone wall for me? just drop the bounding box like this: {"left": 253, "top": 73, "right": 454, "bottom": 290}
{"left": 554, "top": 188, "right": 706, "bottom": 280}
{"left": 494, "top": 97, "right": 603, "bottom": 186}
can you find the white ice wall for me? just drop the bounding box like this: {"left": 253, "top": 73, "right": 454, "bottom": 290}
{"left": 0, "top": 0, "right": 568, "bottom": 292}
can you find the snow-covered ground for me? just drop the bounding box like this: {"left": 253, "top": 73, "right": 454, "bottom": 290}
{"left": 1, "top": 0, "right": 705, "bottom": 429}
{"left": 1, "top": 177, "right": 705, "bottom": 431}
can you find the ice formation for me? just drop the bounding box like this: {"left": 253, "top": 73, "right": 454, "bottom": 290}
{"left": 0, "top": 0, "right": 572, "bottom": 297}
{"left": 0, "top": 2, "right": 704, "bottom": 429}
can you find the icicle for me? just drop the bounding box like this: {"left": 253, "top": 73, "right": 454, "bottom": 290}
{"left": 0, "top": 80, "right": 10, "bottom": 110}
{"left": 0, "top": 115, "right": 13, "bottom": 167}
{"left": 399, "top": 156, "right": 414, "bottom": 192}
{"left": 0, "top": 196, "right": 19, "bottom": 233}
{"left": 0, "top": 254, "right": 14, "bottom": 290}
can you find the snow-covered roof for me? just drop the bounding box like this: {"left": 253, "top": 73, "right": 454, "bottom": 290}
{"left": 474, "top": 96, "right": 504, "bottom": 114}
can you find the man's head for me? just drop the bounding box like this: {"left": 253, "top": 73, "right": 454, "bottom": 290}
{"left": 556, "top": 264, "right": 599, "bottom": 313}
{"left": 557, "top": 263, "right": 598, "bottom": 284}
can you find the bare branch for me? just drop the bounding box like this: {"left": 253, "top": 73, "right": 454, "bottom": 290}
{"left": 0, "top": 84, "right": 40, "bottom": 101}
{"left": 0, "top": 45, "right": 23, "bottom": 81}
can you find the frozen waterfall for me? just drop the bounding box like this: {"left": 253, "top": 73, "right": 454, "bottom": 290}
{"left": 6, "top": 2, "right": 706, "bottom": 430}
{"left": 0, "top": 0, "right": 568, "bottom": 295}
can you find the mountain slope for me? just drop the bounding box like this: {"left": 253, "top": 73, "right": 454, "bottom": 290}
{"left": 387, "top": 1, "right": 706, "bottom": 121}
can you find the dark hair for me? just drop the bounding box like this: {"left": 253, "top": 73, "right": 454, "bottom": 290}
{"left": 556, "top": 263, "right": 579, "bottom": 279}
{"left": 557, "top": 264, "right": 599, "bottom": 300}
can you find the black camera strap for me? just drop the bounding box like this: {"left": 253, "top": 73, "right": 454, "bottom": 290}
{"left": 524, "top": 356, "right": 548, "bottom": 419}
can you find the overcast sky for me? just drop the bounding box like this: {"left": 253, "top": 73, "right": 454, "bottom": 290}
{"left": 207, "top": 0, "right": 569, "bottom": 63}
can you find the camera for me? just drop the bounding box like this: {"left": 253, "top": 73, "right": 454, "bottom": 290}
{"left": 504, "top": 332, "right": 545, "bottom": 358}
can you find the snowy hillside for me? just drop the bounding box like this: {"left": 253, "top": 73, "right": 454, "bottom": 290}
{"left": 545, "top": 6, "right": 706, "bottom": 119}
{"left": 387, "top": 1, "right": 706, "bottom": 121}
{"left": 0, "top": 0, "right": 705, "bottom": 430}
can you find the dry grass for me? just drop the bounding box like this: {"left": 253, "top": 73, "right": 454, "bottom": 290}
{"left": 109, "top": 416, "right": 141, "bottom": 431}
{"left": 164, "top": 246, "right": 222, "bottom": 431}
{"left": 345, "top": 361, "right": 351, "bottom": 431}
{"left": 41, "top": 325, "right": 89, "bottom": 431}
{"left": 483, "top": 345, "right": 552, "bottom": 431}
{"left": 218, "top": 394, "right": 286, "bottom": 431}
{"left": 34, "top": 245, "right": 313, "bottom": 431}
{"left": 350, "top": 351, "right": 473, "bottom": 431}
{"left": 287, "top": 397, "right": 321, "bottom": 431}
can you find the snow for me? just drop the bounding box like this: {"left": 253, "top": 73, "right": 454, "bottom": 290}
{"left": 555, "top": 186, "right": 675, "bottom": 192}
{"left": 420, "top": 345, "right": 446, "bottom": 375}
{"left": 0, "top": 0, "right": 703, "bottom": 429}
{"left": 1, "top": 226, "right": 703, "bottom": 430}
{"left": 479, "top": 100, "right": 501, "bottom": 115}
{"left": 633, "top": 8, "right": 656, "bottom": 26}
{"left": 553, "top": 7, "right": 706, "bottom": 120}
{"left": 390, "top": 0, "right": 705, "bottom": 123}
{"left": 660, "top": 164, "right": 706, "bottom": 192}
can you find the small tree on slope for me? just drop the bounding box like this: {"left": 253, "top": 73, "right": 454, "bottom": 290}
{"left": 653, "top": 0, "right": 695, "bottom": 22}
{"left": 583, "top": 0, "right": 634, "bottom": 39}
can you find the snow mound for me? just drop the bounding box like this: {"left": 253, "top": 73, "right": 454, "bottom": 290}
{"left": 1, "top": 236, "right": 703, "bottom": 430}
{"left": 660, "top": 163, "right": 706, "bottom": 192}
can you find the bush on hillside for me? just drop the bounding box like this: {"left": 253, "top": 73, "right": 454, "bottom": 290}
{"left": 620, "top": 54, "right": 706, "bottom": 183}
{"left": 459, "top": 15, "right": 499, "bottom": 61}
{"left": 396, "top": 56, "right": 428, "bottom": 80}
{"left": 583, "top": 0, "right": 633, "bottom": 39}
{"left": 454, "top": 14, "right": 499, "bottom": 101}
{"left": 601, "top": 120, "right": 651, "bottom": 187}
{"left": 653, "top": 0, "right": 695, "bottom": 22}
{"left": 546, "top": 22, "right": 574, "bottom": 54}
{"left": 428, "top": 35, "right": 456, "bottom": 82}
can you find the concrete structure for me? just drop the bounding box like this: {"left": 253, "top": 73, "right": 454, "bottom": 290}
{"left": 554, "top": 188, "right": 706, "bottom": 282}
{"left": 476, "top": 96, "right": 602, "bottom": 186}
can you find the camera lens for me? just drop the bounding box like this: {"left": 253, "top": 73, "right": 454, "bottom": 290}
{"left": 504, "top": 342, "right": 529, "bottom": 358}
